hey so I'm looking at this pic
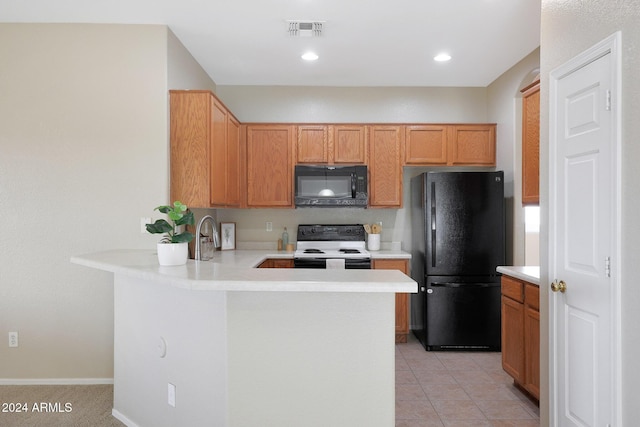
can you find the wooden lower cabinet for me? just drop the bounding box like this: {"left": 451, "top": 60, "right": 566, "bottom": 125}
{"left": 257, "top": 259, "right": 294, "bottom": 268}
{"left": 372, "top": 259, "right": 409, "bottom": 343}
{"left": 501, "top": 275, "right": 540, "bottom": 400}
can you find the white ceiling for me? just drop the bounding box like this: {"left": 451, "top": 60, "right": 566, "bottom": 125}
{"left": 2, "top": 0, "right": 541, "bottom": 87}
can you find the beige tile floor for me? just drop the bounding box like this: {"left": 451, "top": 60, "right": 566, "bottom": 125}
{"left": 396, "top": 334, "right": 540, "bottom": 426}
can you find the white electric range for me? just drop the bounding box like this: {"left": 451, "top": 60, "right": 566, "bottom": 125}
{"left": 293, "top": 224, "right": 371, "bottom": 269}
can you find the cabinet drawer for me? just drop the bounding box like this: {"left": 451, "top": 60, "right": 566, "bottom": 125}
{"left": 525, "top": 283, "right": 539, "bottom": 311}
{"left": 501, "top": 275, "right": 524, "bottom": 302}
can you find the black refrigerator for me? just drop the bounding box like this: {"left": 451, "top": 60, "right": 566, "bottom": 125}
{"left": 410, "top": 171, "right": 505, "bottom": 351}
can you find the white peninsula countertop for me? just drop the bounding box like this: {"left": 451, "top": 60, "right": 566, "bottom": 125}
{"left": 497, "top": 265, "right": 540, "bottom": 285}
{"left": 71, "top": 249, "right": 415, "bottom": 427}
{"left": 71, "top": 249, "right": 416, "bottom": 293}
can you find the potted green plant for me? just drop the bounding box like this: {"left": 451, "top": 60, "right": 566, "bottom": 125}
{"left": 146, "top": 201, "right": 194, "bottom": 266}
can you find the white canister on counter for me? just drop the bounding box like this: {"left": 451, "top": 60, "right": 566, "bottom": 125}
{"left": 367, "top": 233, "right": 380, "bottom": 251}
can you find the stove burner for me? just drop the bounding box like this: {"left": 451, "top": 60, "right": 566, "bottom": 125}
{"left": 304, "top": 249, "right": 325, "bottom": 254}
{"left": 338, "top": 248, "right": 361, "bottom": 254}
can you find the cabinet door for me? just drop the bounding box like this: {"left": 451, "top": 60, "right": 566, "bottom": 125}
{"left": 524, "top": 283, "right": 540, "bottom": 399}
{"left": 330, "top": 125, "right": 367, "bottom": 164}
{"left": 501, "top": 295, "right": 524, "bottom": 382}
{"left": 524, "top": 306, "right": 540, "bottom": 399}
{"left": 210, "top": 98, "right": 228, "bottom": 206}
{"left": 372, "top": 259, "right": 409, "bottom": 343}
{"left": 226, "top": 115, "right": 241, "bottom": 207}
{"left": 297, "top": 125, "right": 328, "bottom": 163}
{"left": 449, "top": 124, "right": 496, "bottom": 166}
{"left": 368, "top": 126, "right": 403, "bottom": 208}
{"left": 522, "top": 81, "right": 540, "bottom": 205}
{"left": 246, "top": 125, "right": 294, "bottom": 207}
{"left": 404, "top": 125, "right": 448, "bottom": 165}
{"left": 169, "top": 91, "right": 211, "bottom": 208}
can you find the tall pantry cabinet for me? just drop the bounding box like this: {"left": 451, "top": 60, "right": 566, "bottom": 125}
{"left": 169, "top": 90, "right": 241, "bottom": 208}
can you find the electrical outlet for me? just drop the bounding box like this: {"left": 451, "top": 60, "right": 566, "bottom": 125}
{"left": 8, "top": 332, "right": 18, "bottom": 348}
{"left": 168, "top": 383, "right": 176, "bottom": 407}
{"left": 141, "top": 217, "right": 152, "bottom": 233}
{"left": 266, "top": 222, "right": 273, "bottom": 232}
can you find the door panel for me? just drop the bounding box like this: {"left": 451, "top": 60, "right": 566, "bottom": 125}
{"left": 425, "top": 172, "right": 505, "bottom": 276}
{"left": 424, "top": 276, "right": 501, "bottom": 350}
{"left": 550, "top": 35, "right": 619, "bottom": 427}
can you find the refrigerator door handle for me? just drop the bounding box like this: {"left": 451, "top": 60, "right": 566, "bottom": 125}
{"left": 430, "top": 181, "right": 436, "bottom": 267}
{"left": 430, "top": 282, "right": 499, "bottom": 288}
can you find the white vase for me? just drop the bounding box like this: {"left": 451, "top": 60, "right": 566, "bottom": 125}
{"left": 156, "top": 242, "right": 188, "bottom": 266}
{"left": 367, "top": 233, "right": 381, "bottom": 251}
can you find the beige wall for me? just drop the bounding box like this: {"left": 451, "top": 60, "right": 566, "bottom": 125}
{"left": 167, "top": 29, "right": 217, "bottom": 92}
{"left": 0, "top": 23, "right": 214, "bottom": 381}
{"left": 217, "top": 86, "right": 489, "bottom": 124}
{"left": 487, "top": 47, "right": 541, "bottom": 266}
{"left": 540, "top": 0, "right": 640, "bottom": 424}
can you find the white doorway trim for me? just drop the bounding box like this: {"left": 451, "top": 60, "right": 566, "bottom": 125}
{"left": 548, "top": 31, "right": 622, "bottom": 427}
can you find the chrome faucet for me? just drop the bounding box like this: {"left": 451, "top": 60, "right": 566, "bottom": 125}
{"left": 195, "top": 215, "right": 220, "bottom": 260}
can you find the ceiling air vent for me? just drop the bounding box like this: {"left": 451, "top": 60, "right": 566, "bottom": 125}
{"left": 287, "top": 21, "right": 324, "bottom": 37}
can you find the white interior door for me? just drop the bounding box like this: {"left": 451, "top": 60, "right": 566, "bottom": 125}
{"left": 549, "top": 33, "right": 620, "bottom": 427}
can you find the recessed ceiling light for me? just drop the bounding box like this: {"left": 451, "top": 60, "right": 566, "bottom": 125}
{"left": 301, "top": 51, "right": 319, "bottom": 61}
{"left": 434, "top": 53, "right": 452, "bottom": 62}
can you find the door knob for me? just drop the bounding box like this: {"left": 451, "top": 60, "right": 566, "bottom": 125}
{"left": 550, "top": 280, "right": 567, "bottom": 293}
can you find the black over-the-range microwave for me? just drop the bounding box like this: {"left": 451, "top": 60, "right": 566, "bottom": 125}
{"left": 294, "top": 165, "right": 368, "bottom": 207}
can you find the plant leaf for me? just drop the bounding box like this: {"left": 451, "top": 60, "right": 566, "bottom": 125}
{"left": 172, "top": 231, "right": 194, "bottom": 243}
{"left": 174, "top": 201, "right": 188, "bottom": 212}
{"left": 155, "top": 205, "right": 171, "bottom": 214}
{"left": 168, "top": 211, "right": 183, "bottom": 222}
{"left": 175, "top": 210, "right": 194, "bottom": 226}
{"left": 145, "top": 219, "right": 172, "bottom": 234}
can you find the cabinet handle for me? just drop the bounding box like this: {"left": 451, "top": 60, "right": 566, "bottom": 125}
{"left": 550, "top": 280, "right": 567, "bottom": 293}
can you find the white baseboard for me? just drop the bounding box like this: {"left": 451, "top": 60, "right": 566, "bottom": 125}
{"left": 0, "top": 378, "right": 114, "bottom": 385}
{"left": 112, "top": 409, "right": 140, "bottom": 427}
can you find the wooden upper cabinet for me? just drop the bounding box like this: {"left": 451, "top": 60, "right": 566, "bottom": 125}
{"left": 296, "top": 124, "right": 367, "bottom": 164}
{"left": 522, "top": 79, "right": 540, "bottom": 205}
{"left": 225, "top": 115, "right": 241, "bottom": 207}
{"left": 449, "top": 124, "right": 496, "bottom": 166}
{"left": 210, "top": 99, "right": 228, "bottom": 206}
{"left": 368, "top": 125, "right": 403, "bottom": 208}
{"left": 330, "top": 125, "right": 367, "bottom": 164}
{"left": 246, "top": 124, "right": 294, "bottom": 208}
{"left": 170, "top": 90, "right": 240, "bottom": 209}
{"left": 170, "top": 91, "right": 212, "bottom": 208}
{"left": 210, "top": 97, "right": 241, "bottom": 208}
{"left": 404, "top": 125, "right": 448, "bottom": 165}
{"left": 297, "top": 125, "right": 328, "bottom": 163}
